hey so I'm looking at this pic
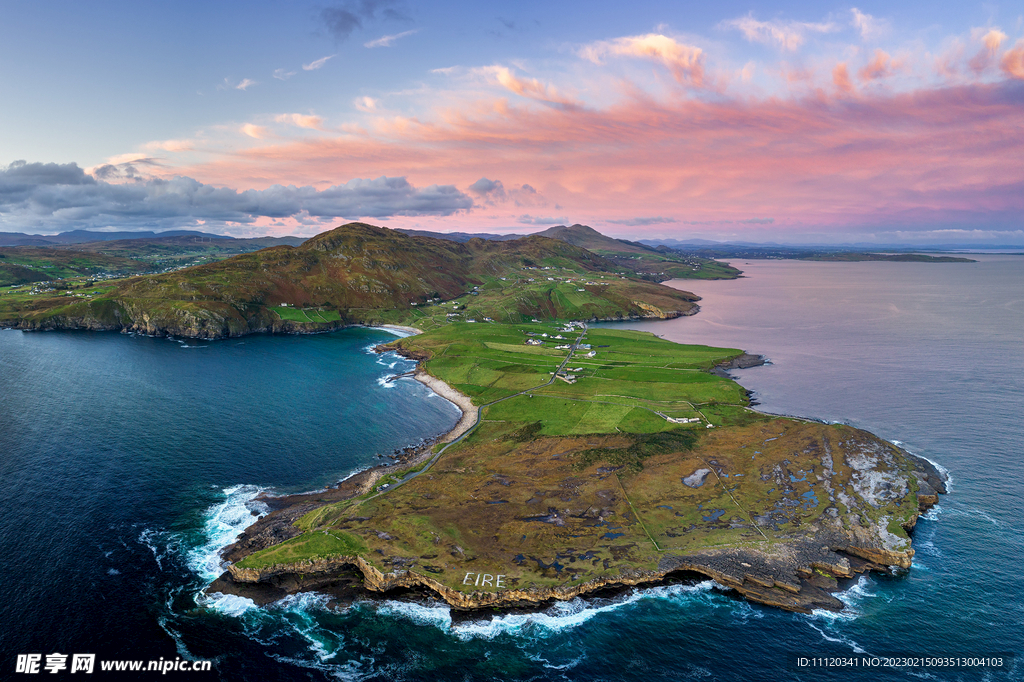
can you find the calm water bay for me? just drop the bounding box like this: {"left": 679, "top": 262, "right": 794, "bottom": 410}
{"left": 1, "top": 256, "right": 1022, "bottom": 680}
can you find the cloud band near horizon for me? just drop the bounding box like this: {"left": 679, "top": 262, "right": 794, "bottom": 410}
{"left": 0, "top": 161, "right": 472, "bottom": 233}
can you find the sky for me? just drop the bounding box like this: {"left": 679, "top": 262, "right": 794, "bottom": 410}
{"left": 1, "top": 0, "right": 1022, "bottom": 244}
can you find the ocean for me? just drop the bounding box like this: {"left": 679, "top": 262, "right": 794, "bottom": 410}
{"left": 1, "top": 255, "right": 1021, "bottom": 680}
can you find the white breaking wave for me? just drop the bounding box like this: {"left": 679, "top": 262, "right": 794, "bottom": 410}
{"left": 376, "top": 581, "right": 719, "bottom": 640}
{"left": 804, "top": 577, "right": 875, "bottom": 653}
{"left": 891, "top": 442, "right": 954, "bottom": 495}
{"left": 271, "top": 594, "right": 343, "bottom": 662}
{"left": 185, "top": 484, "right": 269, "bottom": 583}
{"left": 805, "top": 621, "right": 867, "bottom": 654}
{"left": 270, "top": 592, "right": 336, "bottom": 613}
{"left": 926, "top": 456, "right": 953, "bottom": 493}
{"left": 942, "top": 506, "right": 1005, "bottom": 528}
{"left": 809, "top": 575, "right": 875, "bottom": 624}
{"left": 202, "top": 592, "right": 258, "bottom": 617}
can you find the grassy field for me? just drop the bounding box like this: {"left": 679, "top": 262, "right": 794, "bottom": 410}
{"left": 272, "top": 306, "right": 342, "bottom": 323}
{"left": 234, "top": 530, "right": 367, "bottom": 569}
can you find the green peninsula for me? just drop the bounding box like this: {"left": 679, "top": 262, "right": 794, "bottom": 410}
{"left": 217, "top": 322, "right": 944, "bottom": 613}
{"left": 0, "top": 222, "right": 945, "bottom": 613}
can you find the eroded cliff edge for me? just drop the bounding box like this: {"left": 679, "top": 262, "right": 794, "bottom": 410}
{"left": 211, "top": 404, "right": 946, "bottom": 615}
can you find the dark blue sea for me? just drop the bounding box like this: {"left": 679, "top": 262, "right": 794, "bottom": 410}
{"left": 1, "top": 255, "right": 1021, "bottom": 680}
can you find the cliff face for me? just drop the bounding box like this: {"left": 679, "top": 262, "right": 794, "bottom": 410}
{"left": 7, "top": 301, "right": 344, "bottom": 338}
{"left": 221, "top": 487, "right": 941, "bottom": 615}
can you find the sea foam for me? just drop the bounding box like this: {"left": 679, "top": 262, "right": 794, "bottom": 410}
{"left": 202, "top": 592, "right": 259, "bottom": 617}
{"left": 186, "top": 484, "right": 268, "bottom": 583}
{"left": 375, "top": 581, "right": 719, "bottom": 641}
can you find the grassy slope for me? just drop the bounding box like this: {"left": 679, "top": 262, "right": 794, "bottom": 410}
{"left": 0, "top": 247, "right": 153, "bottom": 285}
{"left": 237, "top": 323, "right": 923, "bottom": 598}
{"left": 534, "top": 224, "right": 742, "bottom": 280}
{"left": 49, "top": 235, "right": 306, "bottom": 266}
{"left": 0, "top": 223, "right": 699, "bottom": 336}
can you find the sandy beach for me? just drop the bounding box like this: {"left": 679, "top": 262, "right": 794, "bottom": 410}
{"left": 374, "top": 324, "right": 423, "bottom": 337}
{"left": 414, "top": 371, "right": 479, "bottom": 442}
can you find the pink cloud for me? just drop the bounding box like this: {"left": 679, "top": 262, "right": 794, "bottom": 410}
{"left": 1002, "top": 40, "right": 1024, "bottom": 79}
{"left": 833, "top": 63, "right": 854, "bottom": 93}
{"left": 241, "top": 123, "right": 270, "bottom": 139}
{"left": 581, "top": 34, "right": 705, "bottom": 87}
{"left": 858, "top": 49, "right": 900, "bottom": 81}
{"left": 275, "top": 113, "right": 326, "bottom": 130}
{"left": 969, "top": 29, "right": 1008, "bottom": 73}
{"left": 721, "top": 15, "right": 835, "bottom": 52}
{"left": 122, "top": 28, "right": 1024, "bottom": 239}
{"left": 158, "top": 76, "right": 1023, "bottom": 236}
{"left": 482, "top": 66, "right": 581, "bottom": 108}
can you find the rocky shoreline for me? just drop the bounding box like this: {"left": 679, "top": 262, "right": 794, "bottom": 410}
{"left": 212, "top": 449, "right": 945, "bottom": 615}
{"left": 219, "top": 337, "right": 469, "bottom": 565}
{"left": 208, "top": 347, "right": 948, "bottom": 616}
{"left": 2, "top": 302, "right": 697, "bottom": 340}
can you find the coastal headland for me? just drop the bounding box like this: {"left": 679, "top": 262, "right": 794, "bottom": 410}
{"left": 212, "top": 321, "right": 945, "bottom": 614}
{"left": 0, "top": 223, "right": 701, "bottom": 338}
{"left": 0, "top": 222, "right": 947, "bottom": 614}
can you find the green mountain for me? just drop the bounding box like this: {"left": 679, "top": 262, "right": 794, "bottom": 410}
{"left": 402, "top": 224, "right": 742, "bottom": 280}
{"left": 532, "top": 224, "right": 741, "bottom": 280}
{"left": 532, "top": 224, "right": 655, "bottom": 253}
{"left": 1, "top": 223, "right": 700, "bottom": 338}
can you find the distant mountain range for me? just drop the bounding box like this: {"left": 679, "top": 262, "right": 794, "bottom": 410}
{"left": 6, "top": 227, "right": 1013, "bottom": 252}
{"left": 638, "top": 238, "right": 1022, "bottom": 252}
{"left": 0, "top": 229, "right": 235, "bottom": 247}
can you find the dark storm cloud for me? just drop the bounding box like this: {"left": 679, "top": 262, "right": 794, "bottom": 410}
{"left": 0, "top": 161, "right": 473, "bottom": 232}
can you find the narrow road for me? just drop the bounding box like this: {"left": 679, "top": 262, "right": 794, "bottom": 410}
{"left": 366, "top": 323, "right": 588, "bottom": 501}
